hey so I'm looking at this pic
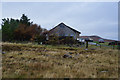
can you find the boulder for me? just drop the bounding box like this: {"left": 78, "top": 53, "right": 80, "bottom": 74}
{"left": 21, "top": 57, "right": 25, "bottom": 60}
{"left": 63, "top": 54, "right": 72, "bottom": 58}
{"left": 18, "top": 53, "right": 22, "bottom": 55}
{"left": 9, "top": 56, "right": 13, "bottom": 58}
{"left": 90, "top": 48, "right": 96, "bottom": 50}
{"left": 2, "top": 52, "right": 6, "bottom": 54}
{"left": 85, "top": 48, "right": 88, "bottom": 50}
{"left": 68, "top": 52, "right": 73, "bottom": 54}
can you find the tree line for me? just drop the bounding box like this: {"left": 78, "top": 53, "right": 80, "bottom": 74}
{"left": 1, "top": 14, "right": 79, "bottom": 45}
{"left": 1, "top": 14, "right": 48, "bottom": 42}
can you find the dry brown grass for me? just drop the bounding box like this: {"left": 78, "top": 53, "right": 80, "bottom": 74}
{"left": 2, "top": 42, "right": 119, "bottom": 78}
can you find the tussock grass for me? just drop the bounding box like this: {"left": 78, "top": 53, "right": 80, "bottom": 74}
{"left": 2, "top": 42, "right": 118, "bottom": 78}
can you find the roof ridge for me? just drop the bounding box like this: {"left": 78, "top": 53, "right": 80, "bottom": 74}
{"left": 58, "top": 22, "right": 81, "bottom": 34}
{"left": 48, "top": 22, "right": 81, "bottom": 34}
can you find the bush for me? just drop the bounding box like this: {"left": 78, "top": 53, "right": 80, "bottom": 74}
{"left": 46, "top": 35, "right": 59, "bottom": 45}
{"left": 60, "top": 36, "right": 75, "bottom": 44}
{"left": 46, "top": 36, "right": 77, "bottom": 45}
{"left": 45, "top": 34, "right": 79, "bottom": 45}
{"left": 35, "top": 35, "right": 46, "bottom": 44}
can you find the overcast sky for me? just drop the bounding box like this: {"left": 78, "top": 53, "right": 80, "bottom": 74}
{"left": 2, "top": 2, "right": 118, "bottom": 40}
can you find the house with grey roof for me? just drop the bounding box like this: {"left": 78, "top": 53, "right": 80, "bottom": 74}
{"left": 46, "top": 22, "right": 81, "bottom": 40}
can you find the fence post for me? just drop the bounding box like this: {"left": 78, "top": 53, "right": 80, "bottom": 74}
{"left": 86, "top": 41, "right": 88, "bottom": 48}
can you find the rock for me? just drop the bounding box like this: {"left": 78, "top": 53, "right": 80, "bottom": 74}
{"left": 2, "top": 52, "right": 6, "bottom": 54}
{"left": 68, "top": 52, "right": 73, "bottom": 54}
{"left": 18, "top": 53, "right": 22, "bottom": 55}
{"left": 45, "top": 54, "right": 50, "bottom": 57}
{"left": 18, "top": 49, "right": 21, "bottom": 51}
{"left": 57, "top": 62, "right": 62, "bottom": 65}
{"left": 90, "top": 48, "right": 96, "bottom": 50}
{"left": 69, "top": 55, "right": 72, "bottom": 58}
{"left": 44, "top": 49, "right": 47, "bottom": 52}
{"left": 86, "top": 55, "right": 89, "bottom": 58}
{"left": 63, "top": 54, "right": 72, "bottom": 58}
{"left": 75, "top": 53, "right": 79, "bottom": 56}
{"left": 68, "top": 45, "right": 72, "bottom": 47}
{"left": 101, "top": 71, "right": 108, "bottom": 72}
{"left": 79, "top": 51, "right": 85, "bottom": 54}
{"left": 74, "top": 54, "right": 80, "bottom": 59}
{"left": 21, "top": 57, "right": 25, "bottom": 60}
{"left": 9, "top": 56, "right": 13, "bottom": 58}
{"left": 76, "top": 44, "right": 79, "bottom": 47}
{"left": 63, "top": 54, "right": 69, "bottom": 58}
{"left": 32, "top": 58, "right": 36, "bottom": 61}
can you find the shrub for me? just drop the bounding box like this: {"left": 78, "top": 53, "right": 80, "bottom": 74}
{"left": 46, "top": 35, "right": 77, "bottom": 45}
{"left": 35, "top": 35, "right": 46, "bottom": 44}
{"left": 46, "top": 35, "right": 59, "bottom": 45}
{"left": 61, "top": 36, "right": 75, "bottom": 44}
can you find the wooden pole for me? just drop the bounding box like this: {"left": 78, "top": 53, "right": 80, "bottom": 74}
{"left": 86, "top": 41, "right": 88, "bottom": 48}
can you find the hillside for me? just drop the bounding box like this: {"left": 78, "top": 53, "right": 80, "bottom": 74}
{"left": 80, "top": 35, "right": 116, "bottom": 42}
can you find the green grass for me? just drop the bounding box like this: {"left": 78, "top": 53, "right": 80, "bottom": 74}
{"left": 2, "top": 42, "right": 119, "bottom": 78}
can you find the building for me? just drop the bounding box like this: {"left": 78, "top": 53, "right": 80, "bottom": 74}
{"left": 78, "top": 36, "right": 116, "bottom": 43}
{"left": 46, "top": 22, "right": 81, "bottom": 40}
{"left": 77, "top": 37, "right": 93, "bottom": 42}
{"left": 99, "top": 39, "right": 104, "bottom": 43}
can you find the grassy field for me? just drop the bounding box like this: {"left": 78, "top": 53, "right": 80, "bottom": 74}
{"left": 2, "top": 42, "right": 119, "bottom": 78}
